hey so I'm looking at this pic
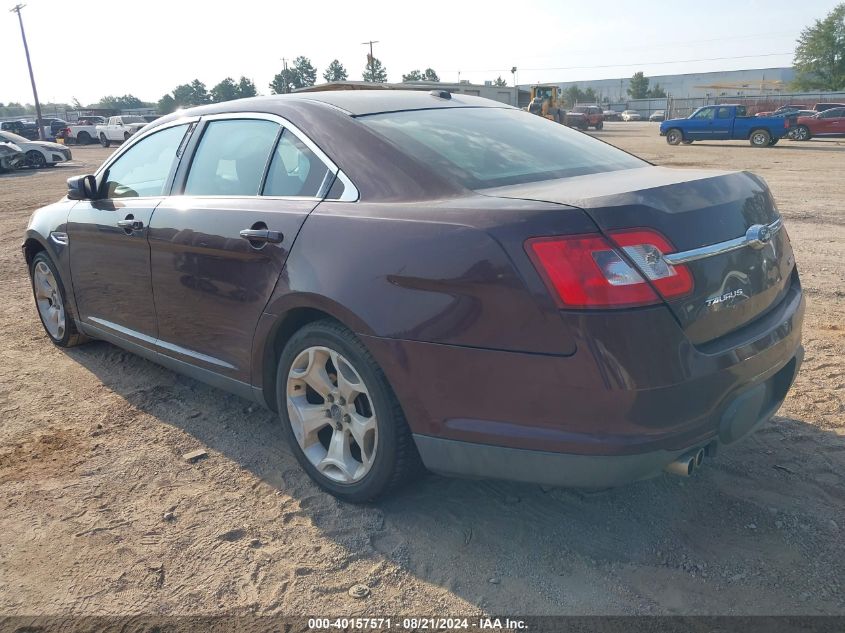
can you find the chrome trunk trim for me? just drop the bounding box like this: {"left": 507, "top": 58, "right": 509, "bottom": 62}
{"left": 663, "top": 218, "right": 782, "bottom": 266}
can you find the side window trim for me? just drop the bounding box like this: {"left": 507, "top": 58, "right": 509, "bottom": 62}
{"left": 94, "top": 117, "right": 199, "bottom": 200}
{"left": 96, "top": 121, "right": 195, "bottom": 200}
{"left": 179, "top": 111, "right": 359, "bottom": 202}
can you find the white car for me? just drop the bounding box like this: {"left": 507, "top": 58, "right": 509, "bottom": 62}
{"left": 0, "top": 131, "right": 72, "bottom": 169}
{"left": 95, "top": 115, "right": 149, "bottom": 147}
{"left": 621, "top": 110, "right": 642, "bottom": 121}
{"left": 0, "top": 141, "right": 25, "bottom": 171}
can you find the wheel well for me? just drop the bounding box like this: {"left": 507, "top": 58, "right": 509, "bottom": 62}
{"left": 261, "top": 307, "right": 339, "bottom": 411}
{"left": 23, "top": 238, "right": 45, "bottom": 267}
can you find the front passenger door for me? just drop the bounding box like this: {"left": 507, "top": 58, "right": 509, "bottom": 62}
{"left": 67, "top": 122, "right": 192, "bottom": 343}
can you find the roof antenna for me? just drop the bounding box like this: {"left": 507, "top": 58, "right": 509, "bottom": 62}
{"left": 430, "top": 89, "right": 451, "bottom": 100}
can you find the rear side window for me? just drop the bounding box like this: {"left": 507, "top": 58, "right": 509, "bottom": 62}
{"left": 262, "top": 130, "right": 332, "bottom": 197}
{"left": 360, "top": 107, "right": 645, "bottom": 189}
{"left": 101, "top": 124, "right": 188, "bottom": 199}
{"left": 184, "top": 119, "right": 279, "bottom": 196}
{"left": 716, "top": 107, "right": 732, "bottom": 119}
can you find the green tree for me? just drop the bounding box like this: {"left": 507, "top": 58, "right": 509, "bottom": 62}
{"left": 211, "top": 77, "right": 240, "bottom": 102}
{"left": 402, "top": 68, "right": 439, "bottom": 82}
{"left": 627, "top": 71, "right": 650, "bottom": 99}
{"left": 647, "top": 83, "right": 667, "bottom": 98}
{"left": 270, "top": 68, "right": 298, "bottom": 94}
{"left": 793, "top": 3, "right": 845, "bottom": 90}
{"left": 564, "top": 85, "right": 585, "bottom": 106}
{"left": 158, "top": 94, "right": 177, "bottom": 114}
{"left": 270, "top": 57, "right": 316, "bottom": 93}
{"left": 237, "top": 76, "right": 257, "bottom": 97}
{"left": 170, "top": 80, "right": 210, "bottom": 106}
{"left": 493, "top": 75, "right": 507, "bottom": 87}
{"left": 71, "top": 97, "right": 83, "bottom": 110}
{"left": 363, "top": 55, "right": 388, "bottom": 82}
{"left": 323, "top": 59, "right": 348, "bottom": 82}
{"left": 94, "top": 94, "right": 144, "bottom": 109}
{"left": 583, "top": 88, "right": 598, "bottom": 103}
{"left": 293, "top": 56, "right": 317, "bottom": 87}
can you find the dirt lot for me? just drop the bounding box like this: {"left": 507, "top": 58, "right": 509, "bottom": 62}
{"left": 0, "top": 124, "right": 843, "bottom": 617}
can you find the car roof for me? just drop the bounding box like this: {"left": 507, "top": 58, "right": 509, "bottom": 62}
{"left": 172, "top": 90, "right": 515, "bottom": 119}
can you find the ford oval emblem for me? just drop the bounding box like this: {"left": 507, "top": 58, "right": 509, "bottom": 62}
{"left": 746, "top": 224, "right": 772, "bottom": 249}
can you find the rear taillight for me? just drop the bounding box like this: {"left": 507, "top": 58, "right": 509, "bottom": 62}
{"left": 525, "top": 229, "right": 693, "bottom": 309}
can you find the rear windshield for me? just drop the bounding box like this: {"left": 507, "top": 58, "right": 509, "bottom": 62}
{"left": 359, "top": 107, "right": 646, "bottom": 189}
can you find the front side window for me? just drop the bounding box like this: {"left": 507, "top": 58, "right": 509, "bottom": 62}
{"left": 184, "top": 119, "right": 279, "bottom": 196}
{"left": 262, "top": 130, "right": 332, "bottom": 197}
{"left": 101, "top": 124, "right": 189, "bottom": 199}
{"left": 360, "top": 107, "right": 646, "bottom": 190}
{"left": 692, "top": 108, "right": 715, "bottom": 120}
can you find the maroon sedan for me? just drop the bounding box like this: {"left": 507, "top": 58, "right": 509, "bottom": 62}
{"left": 793, "top": 106, "right": 845, "bottom": 140}
{"left": 23, "top": 91, "right": 804, "bottom": 501}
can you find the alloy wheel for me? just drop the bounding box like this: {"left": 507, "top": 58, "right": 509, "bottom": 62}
{"left": 33, "top": 261, "right": 65, "bottom": 340}
{"left": 286, "top": 346, "right": 378, "bottom": 484}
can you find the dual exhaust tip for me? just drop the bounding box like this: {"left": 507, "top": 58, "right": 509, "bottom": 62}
{"left": 664, "top": 447, "right": 706, "bottom": 477}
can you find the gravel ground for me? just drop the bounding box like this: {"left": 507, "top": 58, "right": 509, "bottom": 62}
{"left": 0, "top": 124, "right": 843, "bottom": 616}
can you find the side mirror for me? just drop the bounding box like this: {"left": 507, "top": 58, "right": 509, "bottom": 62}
{"left": 67, "top": 174, "right": 97, "bottom": 200}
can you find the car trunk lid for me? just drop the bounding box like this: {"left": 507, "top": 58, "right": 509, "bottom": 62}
{"left": 482, "top": 166, "right": 795, "bottom": 345}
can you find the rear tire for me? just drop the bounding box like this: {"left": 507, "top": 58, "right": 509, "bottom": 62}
{"left": 29, "top": 252, "right": 88, "bottom": 348}
{"left": 276, "top": 319, "right": 422, "bottom": 502}
{"left": 77, "top": 131, "right": 90, "bottom": 145}
{"left": 665, "top": 128, "right": 683, "bottom": 145}
{"left": 99, "top": 134, "right": 110, "bottom": 148}
{"left": 750, "top": 129, "right": 771, "bottom": 147}
{"left": 794, "top": 125, "right": 811, "bottom": 141}
{"left": 594, "top": 120, "right": 603, "bottom": 130}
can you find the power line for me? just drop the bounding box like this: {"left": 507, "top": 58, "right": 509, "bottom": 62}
{"left": 10, "top": 3, "right": 44, "bottom": 140}
{"left": 444, "top": 52, "right": 794, "bottom": 74}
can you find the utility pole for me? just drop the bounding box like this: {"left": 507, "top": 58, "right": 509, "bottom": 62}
{"left": 361, "top": 40, "right": 379, "bottom": 81}
{"left": 280, "top": 57, "right": 289, "bottom": 93}
{"left": 11, "top": 4, "right": 44, "bottom": 140}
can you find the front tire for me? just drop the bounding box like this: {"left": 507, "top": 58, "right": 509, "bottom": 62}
{"left": 276, "top": 319, "right": 421, "bottom": 502}
{"left": 29, "top": 252, "right": 87, "bottom": 347}
{"left": 666, "top": 128, "right": 683, "bottom": 145}
{"left": 750, "top": 129, "right": 771, "bottom": 147}
{"left": 25, "top": 150, "right": 46, "bottom": 169}
{"left": 99, "top": 134, "right": 110, "bottom": 148}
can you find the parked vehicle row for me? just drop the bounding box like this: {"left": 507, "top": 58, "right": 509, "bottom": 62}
{"left": 0, "top": 131, "right": 72, "bottom": 168}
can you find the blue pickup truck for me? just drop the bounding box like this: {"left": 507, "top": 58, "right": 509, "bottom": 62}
{"left": 659, "top": 104, "right": 794, "bottom": 147}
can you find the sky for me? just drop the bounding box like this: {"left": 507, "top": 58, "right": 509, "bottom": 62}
{"left": 1, "top": 0, "right": 839, "bottom": 106}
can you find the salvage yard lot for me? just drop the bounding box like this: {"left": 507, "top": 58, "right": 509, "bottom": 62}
{"left": 0, "top": 122, "right": 843, "bottom": 615}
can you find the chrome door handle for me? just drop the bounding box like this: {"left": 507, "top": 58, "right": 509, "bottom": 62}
{"left": 117, "top": 219, "right": 144, "bottom": 230}
{"left": 239, "top": 229, "right": 283, "bottom": 244}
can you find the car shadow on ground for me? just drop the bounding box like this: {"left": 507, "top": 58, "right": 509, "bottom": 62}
{"left": 66, "top": 340, "right": 845, "bottom": 614}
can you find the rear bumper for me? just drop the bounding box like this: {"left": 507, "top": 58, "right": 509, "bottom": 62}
{"left": 413, "top": 345, "right": 802, "bottom": 487}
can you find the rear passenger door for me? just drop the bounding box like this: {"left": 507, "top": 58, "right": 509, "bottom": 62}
{"left": 147, "top": 114, "right": 337, "bottom": 385}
